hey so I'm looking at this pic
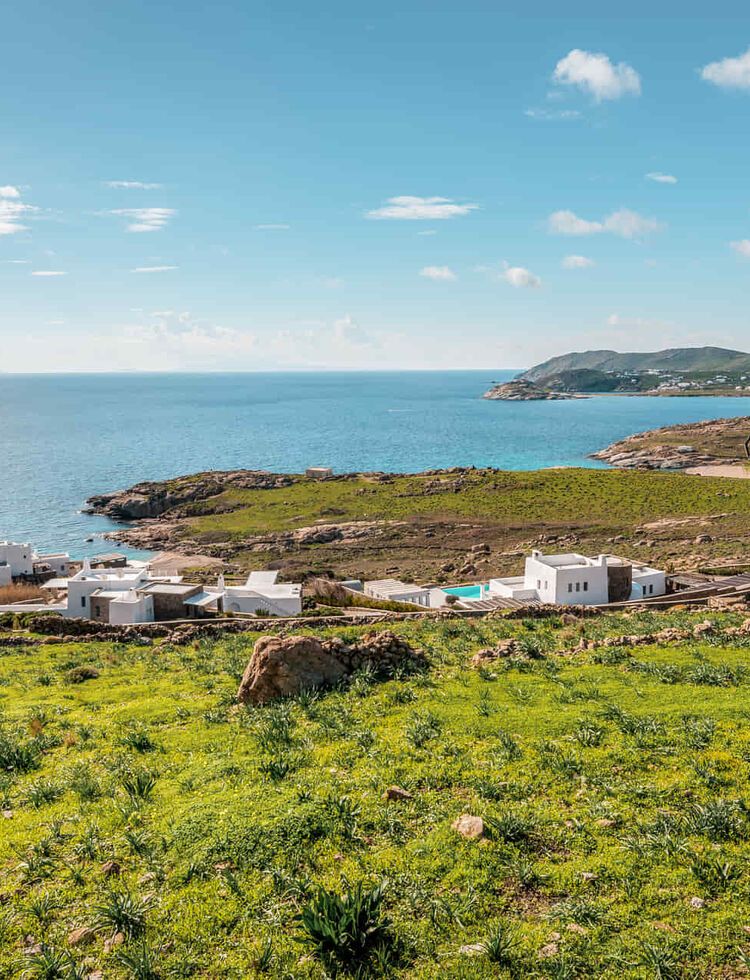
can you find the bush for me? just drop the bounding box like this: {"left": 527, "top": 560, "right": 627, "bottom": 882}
{"left": 298, "top": 879, "right": 392, "bottom": 973}
{"left": 64, "top": 665, "right": 100, "bottom": 684}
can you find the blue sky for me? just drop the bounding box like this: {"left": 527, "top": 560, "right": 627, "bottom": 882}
{"left": 2, "top": 0, "right": 750, "bottom": 371}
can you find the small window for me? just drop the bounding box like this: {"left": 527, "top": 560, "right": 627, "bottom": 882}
{"left": 537, "top": 579, "right": 541, "bottom": 589}
{"left": 81, "top": 596, "right": 86, "bottom": 607}
{"left": 576, "top": 582, "right": 580, "bottom": 592}
{"left": 568, "top": 583, "right": 573, "bottom": 593}
{"left": 94, "top": 605, "right": 100, "bottom": 618}
{"left": 583, "top": 581, "right": 588, "bottom": 592}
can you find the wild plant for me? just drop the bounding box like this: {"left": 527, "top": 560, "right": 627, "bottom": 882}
{"left": 496, "top": 729, "right": 523, "bottom": 762}
{"left": 74, "top": 824, "right": 104, "bottom": 860}
{"left": 298, "top": 878, "right": 392, "bottom": 974}
{"left": 688, "top": 799, "right": 746, "bottom": 841}
{"left": 682, "top": 716, "right": 716, "bottom": 750}
{"left": 480, "top": 920, "right": 519, "bottom": 965}
{"left": 387, "top": 685, "right": 417, "bottom": 705}
{"left": 572, "top": 721, "right": 605, "bottom": 747}
{"left": 114, "top": 940, "right": 163, "bottom": 980}
{"left": 486, "top": 809, "right": 538, "bottom": 845}
{"left": 25, "top": 893, "right": 61, "bottom": 926}
{"left": 0, "top": 727, "right": 40, "bottom": 773}
{"left": 476, "top": 689, "right": 494, "bottom": 717}
{"left": 26, "top": 778, "right": 64, "bottom": 808}
{"left": 92, "top": 887, "right": 154, "bottom": 939}
{"left": 22, "top": 943, "right": 87, "bottom": 980}
{"left": 688, "top": 851, "right": 741, "bottom": 895}
{"left": 253, "top": 938, "right": 274, "bottom": 973}
{"left": 405, "top": 710, "right": 442, "bottom": 748}
{"left": 255, "top": 703, "right": 296, "bottom": 751}
{"left": 324, "top": 794, "right": 362, "bottom": 840}
{"left": 503, "top": 851, "right": 545, "bottom": 890}
{"left": 68, "top": 763, "right": 103, "bottom": 802}
{"left": 120, "top": 769, "right": 158, "bottom": 803}
{"left": 119, "top": 724, "right": 157, "bottom": 753}
{"left": 634, "top": 940, "right": 683, "bottom": 980}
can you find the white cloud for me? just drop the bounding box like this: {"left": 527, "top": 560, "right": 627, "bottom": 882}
{"left": 503, "top": 265, "right": 541, "bottom": 289}
{"left": 552, "top": 49, "right": 641, "bottom": 102}
{"left": 548, "top": 207, "right": 663, "bottom": 239}
{"left": 562, "top": 254, "right": 595, "bottom": 269}
{"left": 107, "top": 208, "right": 176, "bottom": 232}
{"left": 1, "top": 259, "right": 29, "bottom": 264}
{"left": 253, "top": 223, "right": 290, "bottom": 230}
{"left": 730, "top": 239, "right": 750, "bottom": 258}
{"left": 105, "top": 180, "right": 162, "bottom": 189}
{"left": 548, "top": 210, "right": 603, "bottom": 235}
{"left": 333, "top": 314, "right": 371, "bottom": 345}
{"left": 524, "top": 108, "right": 582, "bottom": 121}
{"left": 131, "top": 265, "right": 179, "bottom": 273}
{"left": 646, "top": 172, "right": 677, "bottom": 184}
{"left": 0, "top": 185, "right": 20, "bottom": 199}
{"left": 420, "top": 265, "right": 457, "bottom": 281}
{"left": 31, "top": 270, "right": 66, "bottom": 277}
{"left": 366, "top": 196, "right": 478, "bottom": 220}
{"left": 0, "top": 197, "right": 39, "bottom": 235}
{"left": 701, "top": 47, "right": 750, "bottom": 90}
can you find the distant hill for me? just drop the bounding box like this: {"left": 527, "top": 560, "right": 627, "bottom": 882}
{"left": 521, "top": 347, "right": 750, "bottom": 384}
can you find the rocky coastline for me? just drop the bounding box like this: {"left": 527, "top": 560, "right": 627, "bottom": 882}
{"left": 482, "top": 378, "right": 583, "bottom": 401}
{"left": 593, "top": 416, "right": 750, "bottom": 470}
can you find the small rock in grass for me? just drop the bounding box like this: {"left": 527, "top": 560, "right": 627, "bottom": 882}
{"left": 459, "top": 943, "right": 485, "bottom": 956}
{"left": 452, "top": 814, "right": 485, "bottom": 839}
{"left": 103, "top": 932, "right": 125, "bottom": 953}
{"left": 384, "top": 785, "right": 413, "bottom": 802}
{"left": 2, "top": 810, "right": 12, "bottom": 820}
{"left": 690, "top": 896, "right": 706, "bottom": 909}
{"left": 101, "top": 860, "right": 121, "bottom": 878}
{"left": 566, "top": 923, "right": 588, "bottom": 935}
{"left": 595, "top": 818, "right": 616, "bottom": 829}
{"left": 67, "top": 926, "right": 96, "bottom": 947}
{"left": 580, "top": 871, "right": 597, "bottom": 882}
{"left": 539, "top": 943, "right": 559, "bottom": 959}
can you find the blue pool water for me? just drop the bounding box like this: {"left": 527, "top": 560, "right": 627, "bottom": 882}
{"left": 1, "top": 370, "right": 749, "bottom": 558}
{"left": 444, "top": 584, "right": 491, "bottom": 599}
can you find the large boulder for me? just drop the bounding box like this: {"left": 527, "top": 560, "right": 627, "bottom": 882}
{"left": 237, "top": 635, "right": 349, "bottom": 704}
{"left": 237, "top": 630, "right": 426, "bottom": 705}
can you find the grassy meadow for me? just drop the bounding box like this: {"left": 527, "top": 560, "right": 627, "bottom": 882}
{"left": 4, "top": 611, "right": 750, "bottom": 977}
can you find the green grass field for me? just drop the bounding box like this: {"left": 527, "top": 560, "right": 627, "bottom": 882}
{"left": 4, "top": 610, "right": 750, "bottom": 977}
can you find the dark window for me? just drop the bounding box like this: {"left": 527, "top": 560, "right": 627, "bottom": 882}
{"left": 576, "top": 582, "right": 580, "bottom": 592}
{"left": 583, "top": 581, "right": 588, "bottom": 592}
{"left": 81, "top": 596, "right": 86, "bottom": 607}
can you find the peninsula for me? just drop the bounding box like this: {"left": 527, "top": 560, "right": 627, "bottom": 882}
{"left": 484, "top": 346, "right": 750, "bottom": 400}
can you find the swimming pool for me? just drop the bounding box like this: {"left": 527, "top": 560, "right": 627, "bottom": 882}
{"left": 443, "top": 584, "right": 490, "bottom": 599}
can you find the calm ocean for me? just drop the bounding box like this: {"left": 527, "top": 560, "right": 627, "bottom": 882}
{"left": 1, "top": 371, "right": 748, "bottom": 558}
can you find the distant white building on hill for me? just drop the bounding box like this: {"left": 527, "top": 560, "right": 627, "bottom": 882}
{"left": 490, "top": 550, "right": 665, "bottom": 606}
{"left": 0, "top": 541, "right": 70, "bottom": 580}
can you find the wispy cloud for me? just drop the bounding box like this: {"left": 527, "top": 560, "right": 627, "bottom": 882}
{"left": 701, "top": 47, "right": 750, "bottom": 90}
{"left": 552, "top": 49, "right": 641, "bottom": 102}
{"left": 646, "top": 172, "right": 677, "bottom": 184}
{"left": 131, "top": 265, "right": 179, "bottom": 273}
{"left": 0, "top": 191, "right": 39, "bottom": 235}
{"left": 107, "top": 208, "right": 176, "bottom": 233}
{"left": 730, "top": 239, "right": 750, "bottom": 258}
{"left": 524, "top": 107, "right": 582, "bottom": 121}
{"left": 253, "top": 223, "right": 290, "bottom": 230}
{"left": 105, "top": 180, "right": 163, "bottom": 190}
{"left": 562, "top": 254, "right": 595, "bottom": 269}
{"left": 366, "top": 196, "right": 478, "bottom": 220}
{"left": 31, "top": 270, "right": 66, "bottom": 277}
{"left": 549, "top": 208, "right": 663, "bottom": 239}
{"left": 420, "top": 265, "right": 457, "bottom": 281}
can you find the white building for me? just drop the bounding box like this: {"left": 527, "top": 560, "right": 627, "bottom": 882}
{"left": 0, "top": 542, "right": 71, "bottom": 579}
{"left": 222, "top": 570, "right": 302, "bottom": 616}
{"left": 0, "top": 542, "right": 35, "bottom": 578}
{"left": 102, "top": 589, "right": 155, "bottom": 625}
{"left": 489, "top": 551, "right": 665, "bottom": 606}
{"left": 64, "top": 560, "right": 170, "bottom": 618}
{"left": 0, "top": 563, "right": 12, "bottom": 587}
{"left": 364, "top": 578, "right": 434, "bottom": 607}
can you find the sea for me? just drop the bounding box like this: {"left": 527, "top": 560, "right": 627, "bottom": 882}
{"left": 1, "top": 370, "right": 748, "bottom": 559}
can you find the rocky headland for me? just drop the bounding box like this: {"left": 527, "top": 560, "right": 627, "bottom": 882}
{"left": 593, "top": 416, "right": 750, "bottom": 471}
{"left": 483, "top": 378, "right": 583, "bottom": 401}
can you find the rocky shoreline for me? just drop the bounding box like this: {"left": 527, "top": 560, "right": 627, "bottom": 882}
{"left": 482, "top": 378, "right": 583, "bottom": 401}
{"left": 593, "top": 416, "right": 750, "bottom": 470}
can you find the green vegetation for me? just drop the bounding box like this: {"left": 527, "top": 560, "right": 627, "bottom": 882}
{"left": 4, "top": 609, "right": 750, "bottom": 976}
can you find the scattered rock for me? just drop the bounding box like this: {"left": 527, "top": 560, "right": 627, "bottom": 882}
{"left": 101, "top": 860, "right": 121, "bottom": 878}
{"left": 689, "top": 896, "right": 706, "bottom": 910}
{"left": 458, "top": 943, "right": 485, "bottom": 956}
{"left": 383, "top": 786, "right": 413, "bottom": 802}
{"left": 67, "top": 926, "right": 96, "bottom": 947}
{"left": 452, "top": 814, "right": 485, "bottom": 839}
{"left": 103, "top": 932, "right": 125, "bottom": 953}
{"left": 538, "top": 942, "right": 559, "bottom": 959}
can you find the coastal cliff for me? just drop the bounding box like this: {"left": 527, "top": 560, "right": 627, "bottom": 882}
{"left": 483, "top": 378, "right": 581, "bottom": 401}
{"left": 593, "top": 416, "right": 750, "bottom": 470}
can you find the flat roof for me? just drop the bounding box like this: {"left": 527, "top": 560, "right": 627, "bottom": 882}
{"left": 184, "top": 591, "right": 220, "bottom": 607}
{"left": 246, "top": 570, "right": 279, "bottom": 585}
{"left": 139, "top": 582, "right": 200, "bottom": 595}
{"left": 366, "top": 578, "right": 430, "bottom": 596}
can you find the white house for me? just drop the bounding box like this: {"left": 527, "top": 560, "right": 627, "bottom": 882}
{"left": 222, "top": 570, "right": 302, "bottom": 616}
{"left": 364, "top": 579, "right": 434, "bottom": 607}
{"left": 0, "top": 563, "right": 11, "bottom": 588}
{"left": 0, "top": 542, "right": 70, "bottom": 579}
{"left": 0, "top": 542, "right": 35, "bottom": 578}
{"left": 64, "top": 560, "right": 171, "bottom": 618}
{"left": 489, "top": 551, "right": 665, "bottom": 606}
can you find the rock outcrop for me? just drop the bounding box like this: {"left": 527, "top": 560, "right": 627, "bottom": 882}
{"left": 237, "top": 629, "right": 426, "bottom": 704}
{"left": 593, "top": 417, "right": 750, "bottom": 470}
{"left": 483, "top": 378, "right": 582, "bottom": 401}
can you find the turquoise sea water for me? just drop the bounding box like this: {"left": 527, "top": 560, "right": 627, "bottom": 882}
{"left": 1, "top": 371, "right": 748, "bottom": 558}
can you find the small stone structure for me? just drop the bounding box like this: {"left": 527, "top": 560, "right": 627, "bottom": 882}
{"left": 237, "top": 629, "right": 426, "bottom": 704}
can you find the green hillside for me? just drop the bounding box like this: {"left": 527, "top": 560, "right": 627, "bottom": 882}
{"left": 522, "top": 348, "right": 750, "bottom": 384}
{"left": 4, "top": 611, "right": 750, "bottom": 977}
